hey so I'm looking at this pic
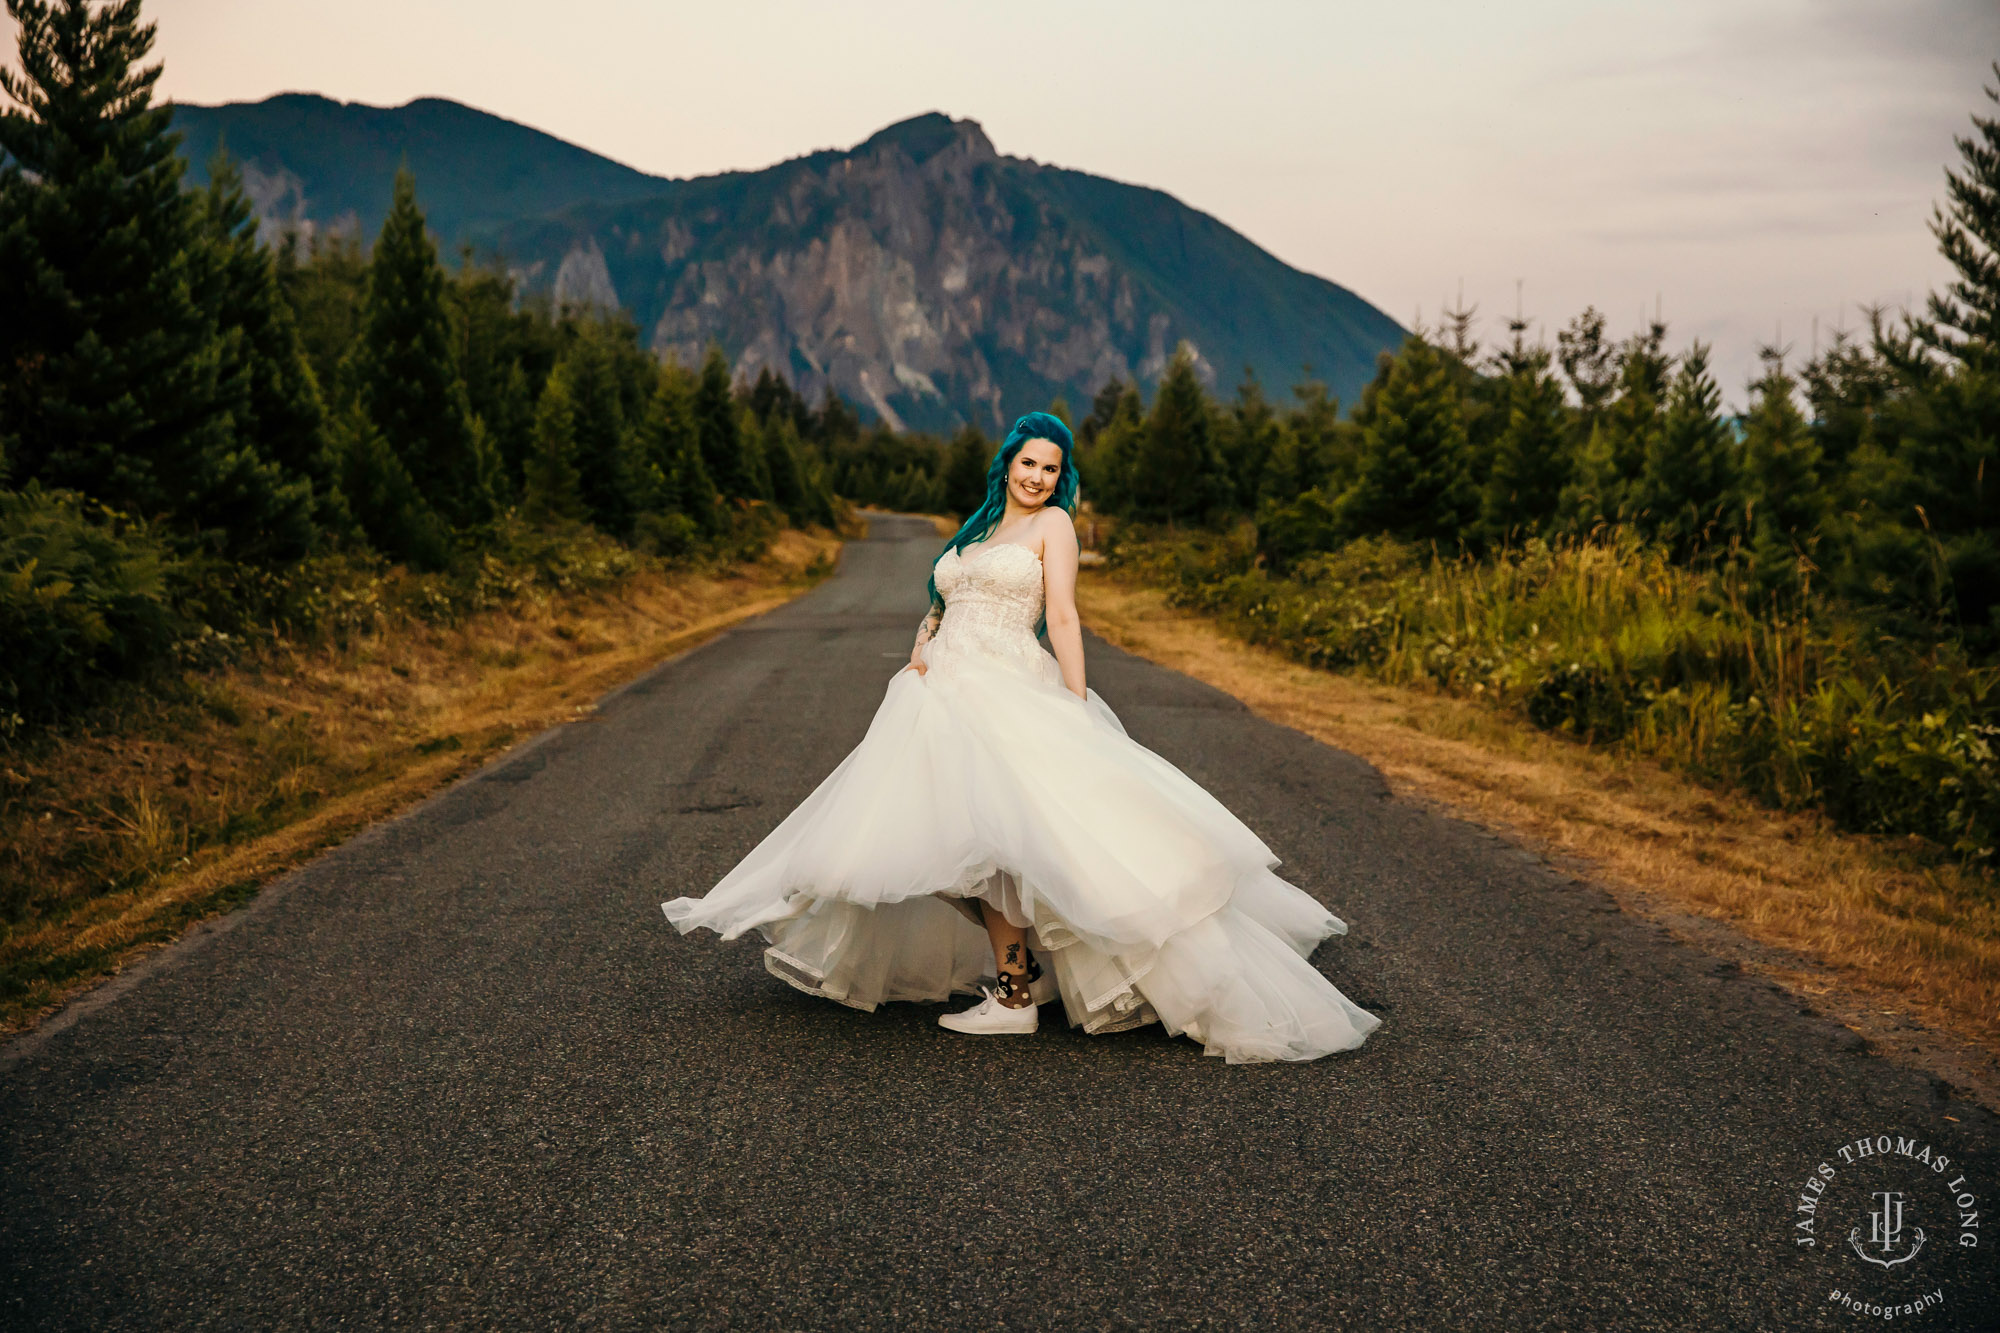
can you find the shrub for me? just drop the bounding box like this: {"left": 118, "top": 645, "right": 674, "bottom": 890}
{"left": 0, "top": 486, "right": 183, "bottom": 736}
{"left": 1110, "top": 523, "right": 2000, "bottom": 868}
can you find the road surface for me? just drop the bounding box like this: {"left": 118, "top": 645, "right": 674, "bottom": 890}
{"left": 3, "top": 513, "right": 1994, "bottom": 1330}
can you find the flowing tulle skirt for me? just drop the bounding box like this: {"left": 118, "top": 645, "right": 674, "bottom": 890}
{"left": 662, "top": 634, "right": 1381, "bottom": 1063}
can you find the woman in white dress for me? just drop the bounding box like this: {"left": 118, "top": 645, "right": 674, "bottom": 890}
{"left": 662, "top": 412, "right": 1381, "bottom": 1063}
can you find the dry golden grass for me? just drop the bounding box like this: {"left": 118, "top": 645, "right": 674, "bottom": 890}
{"left": 1078, "top": 571, "right": 2000, "bottom": 1084}
{"left": 0, "top": 528, "right": 843, "bottom": 1036}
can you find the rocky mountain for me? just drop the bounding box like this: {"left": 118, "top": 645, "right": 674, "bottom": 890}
{"left": 174, "top": 97, "right": 1405, "bottom": 433}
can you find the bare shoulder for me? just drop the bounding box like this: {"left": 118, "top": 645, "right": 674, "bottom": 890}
{"left": 1033, "top": 506, "right": 1080, "bottom": 554}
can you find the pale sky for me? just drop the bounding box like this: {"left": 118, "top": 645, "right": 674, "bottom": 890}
{"left": 14, "top": 0, "right": 1999, "bottom": 408}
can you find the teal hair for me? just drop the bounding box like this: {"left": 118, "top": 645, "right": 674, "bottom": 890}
{"left": 924, "top": 411, "right": 1078, "bottom": 639}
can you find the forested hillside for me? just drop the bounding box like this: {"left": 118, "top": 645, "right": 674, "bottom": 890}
{"left": 172, "top": 98, "right": 1406, "bottom": 432}
{"left": 0, "top": 1, "right": 845, "bottom": 740}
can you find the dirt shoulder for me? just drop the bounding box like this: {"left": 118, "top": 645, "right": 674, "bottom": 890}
{"left": 1, "top": 528, "right": 844, "bottom": 1038}
{"left": 1078, "top": 570, "right": 2000, "bottom": 1114}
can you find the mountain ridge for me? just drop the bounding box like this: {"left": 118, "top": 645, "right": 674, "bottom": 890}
{"left": 171, "top": 96, "right": 1405, "bottom": 431}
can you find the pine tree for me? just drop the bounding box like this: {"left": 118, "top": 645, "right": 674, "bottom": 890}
{"left": 943, "top": 426, "right": 993, "bottom": 515}
{"left": 1219, "top": 368, "right": 1281, "bottom": 511}
{"left": 484, "top": 363, "right": 535, "bottom": 500}
{"left": 1125, "top": 344, "right": 1231, "bottom": 527}
{"left": 562, "top": 330, "right": 639, "bottom": 534}
{"left": 521, "top": 362, "right": 585, "bottom": 526}
{"left": 1561, "top": 325, "right": 1667, "bottom": 527}
{"left": 737, "top": 405, "right": 775, "bottom": 502}
{"left": 1077, "top": 382, "right": 1144, "bottom": 512}
{"left": 0, "top": 0, "right": 312, "bottom": 557}
{"left": 1480, "top": 345, "right": 1572, "bottom": 543}
{"left": 197, "top": 150, "right": 338, "bottom": 516}
{"left": 1741, "top": 353, "right": 1826, "bottom": 589}
{"left": 1635, "top": 343, "right": 1739, "bottom": 559}
{"left": 1260, "top": 379, "right": 1351, "bottom": 504}
{"left": 748, "top": 365, "right": 814, "bottom": 439}
{"left": 347, "top": 166, "right": 490, "bottom": 527}
{"left": 1837, "top": 71, "right": 2000, "bottom": 647}
{"left": 694, "top": 344, "right": 757, "bottom": 499}
{"left": 1800, "top": 327, "right": 1892, "bottom": 488}
{"left": 449, "top": 256, "right": 551, "bottom": 494}
{"left": 1078, "top": 378, "right": 1129, "bottom": 448}
{"left": 638, "top": 362, "right": 721, "bottom": 532}
{"left": 280, "top": 227, "right": 369, "bottom": 396}
{"left": 1556, "top": 307, "right": 1619, "bottom": 430}
{"left": 1918, "top": 62, "right": 2000, "bottom": 371}
{"left": 330, "top": 401, "right": 451, "bottom": 569}
{"left": 812, "top": 385, "right": 861, "bottom": 452}
{"left": 1337, "top": 336, "right": 1478, "bottom": 545}
{"left": 760, "top": 410, "right": 812, "bottom": 521}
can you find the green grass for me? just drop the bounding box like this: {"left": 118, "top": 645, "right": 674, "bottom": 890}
{"left": 1111, "top": 523, "right": 2000, "bottom": 872}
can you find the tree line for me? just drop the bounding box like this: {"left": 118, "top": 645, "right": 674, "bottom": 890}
{"left": 1063, "top": 77, "right": 1999, "bottom": 660}
{"left": 0, "top": 0, "right": 854, "bottom": 733}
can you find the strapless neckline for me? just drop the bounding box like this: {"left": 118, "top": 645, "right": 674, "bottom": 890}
{"left": 955, "top": 541, "right": 1042, "bottom": 567}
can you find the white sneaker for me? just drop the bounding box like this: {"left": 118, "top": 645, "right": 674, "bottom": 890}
{"left": 938, "top": 986, "right": 1040, "bottom": 1035}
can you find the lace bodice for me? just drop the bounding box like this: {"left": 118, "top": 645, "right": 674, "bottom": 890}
{"left": 923, "top": 542, "right": 1053, "bottom": 682}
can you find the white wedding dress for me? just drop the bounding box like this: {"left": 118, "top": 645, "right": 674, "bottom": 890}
{"left": 661, "top": 538, "right": 1382, "bottom": 1063}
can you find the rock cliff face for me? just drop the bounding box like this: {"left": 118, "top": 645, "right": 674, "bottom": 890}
{"left": 503, "top": 113, "right": 1402, "bottom": 432}
{"left": 177, "top": 99, "right": 1404, "bottom": 432}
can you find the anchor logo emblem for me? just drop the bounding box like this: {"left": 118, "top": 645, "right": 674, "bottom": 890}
{"left": 1847, "top": 1190, "right": 1925, "bottom": 1269}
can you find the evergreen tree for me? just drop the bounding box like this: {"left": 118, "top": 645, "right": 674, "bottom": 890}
{"left": 1076, "top": 381, "right": 1144, "bottom": 512}
{"left": 1560, "top": 421, "right": 1622, "bottom": 532}
{"left": 521, "top": 362, "right": 585, "bottom": 526}
{"left": 484, "top": 363, "right": 535, "bottom": 500}
{"left": 1561, "top": 324, "right": 1667, "bottom": 527}
{"left": 1078, "top": 377, "right": 1129, "bottom": 448}
{"left": 1219, "top": 368, "right": 1281, "bottom": 511}
{"left": 1480, "top": 345, "right": 1572, "bottom": 543}
{"left": 761, "top": 410, "right": 812, "bottom": 521}
{"left": 330, "top": 401, "right": 451, "bottom": 569}
{"left": 1124, "top": 345, "right": 1231, "bottom": 527}
{"left": 638, "top": 362, "right": 721, "bottom": 532}
{"left": 1800, "top": 327, "right": 1894, "bottom": 497}
{"left": 1918, "top": 62, "right": 2000, "bottom": 371}
{"left": 197, "top": 150, "right": 338, "bottom": 516}
{"left": 943, "top": 426, "right": 993, "bottom": 515}
{"left": 1635, "top": 343, "right": 1739, "bottom": 560}
{"left": 1337, "top": 336, "right": 1478, "bottom": 545}
{"left": 1261, "top": 379, "right": 1351, "bottom": 504}
{"left": 347, "top": 166, "right": 490, "bottom": 527}
{"left": 449, "top": 255, "right": 555, "bottom": 491}
{"left": 0, "top": 0, "right": 311, "bottom": 557}
{"left": 694, "top": 344, "right": 757, "bottom": 499}
{"left": 562, "top": 331, "right": 639, "bottom": 533}
{"left": 1846, "top": 318, "right": 2000, "bottom": 647}
{"left": 1556, "top": 307, "right": 1619, "bottom": 431}
{"left": 279, "top": 227, "right": 368, "bottom": 396}
{"left": 1437, "top": 297, "right": 1506, "bottom": 493}
{"left": 748, "top": 365, "right": 814, "bottom": 439}
{"left": 812, "top": 385, "right": 861, "bottom": 451}
{"left": 1741, "top": 354, "right": 1827, "bottom": 589}
{"left": 1837, "top": 73, "right": 2000, "bottom": 646}
{"left": 737, "top": 405, "right": 775, "bottom": 502}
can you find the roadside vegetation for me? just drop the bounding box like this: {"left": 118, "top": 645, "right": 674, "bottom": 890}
{"left": 0, "top": 2, "right": 855, "bottom": 1031}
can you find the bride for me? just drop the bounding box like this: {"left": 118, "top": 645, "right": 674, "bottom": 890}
{"left": 661, "top": 412, "right": 1382, "bottom": 1063}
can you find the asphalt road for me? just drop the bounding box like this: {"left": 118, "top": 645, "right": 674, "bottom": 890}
{"left": 4, "top": 513, "right": 1996, "bottom": 1331}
